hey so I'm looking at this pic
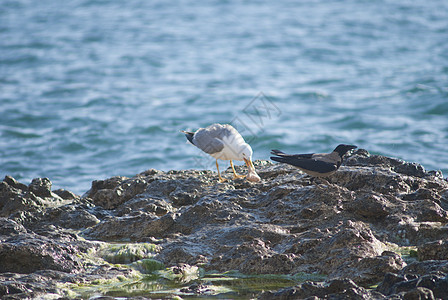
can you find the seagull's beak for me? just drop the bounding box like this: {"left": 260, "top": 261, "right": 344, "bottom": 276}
{"left": 243, "top": 158, "right": 255, "bottom": 173}
{"left": 244, "top": 157, "right": 261, "bottom": 182}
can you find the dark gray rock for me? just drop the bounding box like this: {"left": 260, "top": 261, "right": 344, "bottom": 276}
{"left": 75, "top": 152, "right": 448, "bottom": 290}
{"left": 52, "top": 188, "right": 79, "bottom": 200}
{"left": 376, "top": 261, "right": 448, "bottom": 299}
{"left": 0, "top": 186, "right": 36, "bottom": 218}
{"left": 376, "top": 272, "right": 412, "bottom": 295}
{"left": 0, "top": 264, "right": 137, "bottom": 299}
{"left": 347, "top": 193, "right": 390, "bottom": 219}
{"left": 83, "top": 211, "right": 176, "bottom": 241}
{"left": 3, "top": 176, "right": 28, "bottom": 191}
{"left": 28, "top": 178, "right": 52, "bottom": 198}
{"left": 1, "top": 151, "right": 448, "bottom": 299}
{"left": 258, "top": 278, "right": 383, "bottom": 300}
{"left": 83, "top": 176, "right": 128, "bottom": 209}
{"left": 418, "top": 240, "right": 448, "bottom": 261}
{"left": 344, "top": 151, "right": 426, "bottom": 178}
{"left": 0, "top": 218, "right": 27, "bottom": 236}
{"left": 51, "top": 205, "right": 100, "bottom": 230}
{"left": 403, "top": 287, "right": 435, "bottom": 300}
{"left": 400, "top": 261, "right": 448, "bottom": 276}
{"left": 0, "top": 233, "right": 84, "bottom": 274}
{"left": 0, "top": 176, "right": 66, "bottom": 219}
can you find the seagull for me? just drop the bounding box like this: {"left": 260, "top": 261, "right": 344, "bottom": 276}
{"left": 182, "top": 123, "right": 260, "bottom": 182}
{"left": 270, "top": 144, "right": 357, "bottom": 178}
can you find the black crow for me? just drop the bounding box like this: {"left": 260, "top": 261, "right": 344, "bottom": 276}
{"left": 270, "top": 144, "right": 357, "bottom": 177}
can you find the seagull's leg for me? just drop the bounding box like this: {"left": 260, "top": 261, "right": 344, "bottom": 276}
{"left": 216, "top": 159, "right": 226, "bottom": 182}
{"left": 230, "top": 160, "right": 245, "bottom": 179}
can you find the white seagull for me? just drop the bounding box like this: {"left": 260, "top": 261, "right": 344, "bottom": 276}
{"left": 182, "top": 123, "right": 260, "bottom": 182}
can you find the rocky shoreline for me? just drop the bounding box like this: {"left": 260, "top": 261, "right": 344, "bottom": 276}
{"left": 1, "top": 149, "right": 448, "bottom": 299}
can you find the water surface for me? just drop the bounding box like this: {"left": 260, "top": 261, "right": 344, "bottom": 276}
{"left": 1, "top": 0, "right": 448, "bottom": 194}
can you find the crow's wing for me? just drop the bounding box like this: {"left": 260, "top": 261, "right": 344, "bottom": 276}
{"left": 270, "top": 156, "right": 337, "bottom": 173}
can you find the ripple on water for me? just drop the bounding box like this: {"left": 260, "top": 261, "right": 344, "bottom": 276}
{"left": 425, "top": 102, "right": 448, "bottom": 116}
{"left": 1, "top": 127, "right": 42, "bottom": 139}
{"left": 0, "top": 53, "right": 39, "bottom": 65}
{"left": 329, "top": 115, "right": 371, "bottom": 130}
{"left": 1, "top": 0, "right": 447, "bottom": 193}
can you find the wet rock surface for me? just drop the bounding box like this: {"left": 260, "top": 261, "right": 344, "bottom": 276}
{"left": 1, "top": 149, "right": 448, "bottom": 299}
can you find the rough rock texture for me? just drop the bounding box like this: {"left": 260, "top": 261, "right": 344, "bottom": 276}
{"left": 1, "top": 149, "right": 448, "bottom": 299}
{"left": 418, "top": 240, "right": 448, "bottom": 261}
{"left": 376, "top": 261, "right": 448, "bottom": 299}
{"left": 0, "top": 229, "right": 84, "bottom": 274}
{"left": 259, "top": 278, "right": 384, "bottom": 300}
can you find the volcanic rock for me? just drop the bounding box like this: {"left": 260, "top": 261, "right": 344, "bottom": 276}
{"left": 1, "top": 149, "right": 448, "bottom": 299}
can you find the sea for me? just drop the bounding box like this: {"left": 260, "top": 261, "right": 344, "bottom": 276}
{"left": 1, "top": 0, "right": 448, "bottom": 195}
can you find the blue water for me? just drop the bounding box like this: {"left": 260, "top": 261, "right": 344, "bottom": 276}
{"left": 1, "top": 0, "right": 448, "bottom": 195}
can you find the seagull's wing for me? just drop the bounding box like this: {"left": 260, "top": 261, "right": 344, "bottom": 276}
{"left": 193, "top": 129, "right": 226, "bottom": 154}
{"left": 270, "top": 156, "right": 337, "bottom": 173}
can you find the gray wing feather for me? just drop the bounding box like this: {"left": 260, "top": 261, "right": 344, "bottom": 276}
{"left": 193, "top": 124, "right": 232, "bottom": 154}
{"left": 195, "top": 137, "right": 225, "bottom": 154}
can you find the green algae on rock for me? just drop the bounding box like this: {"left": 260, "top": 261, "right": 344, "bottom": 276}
{"left": 95, "top": 243, "right": 160, "bottom": 264}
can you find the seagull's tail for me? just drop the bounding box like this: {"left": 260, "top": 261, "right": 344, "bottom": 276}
{"left": 181, "top": 130, "right": 195, "bottom": 144}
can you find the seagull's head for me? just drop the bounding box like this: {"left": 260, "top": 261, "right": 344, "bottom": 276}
{"left": 239, "top": 144, "right": 253, "bottom": 163}
{"left": 239, "top": 144, "right": 255, "bottom": 171}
